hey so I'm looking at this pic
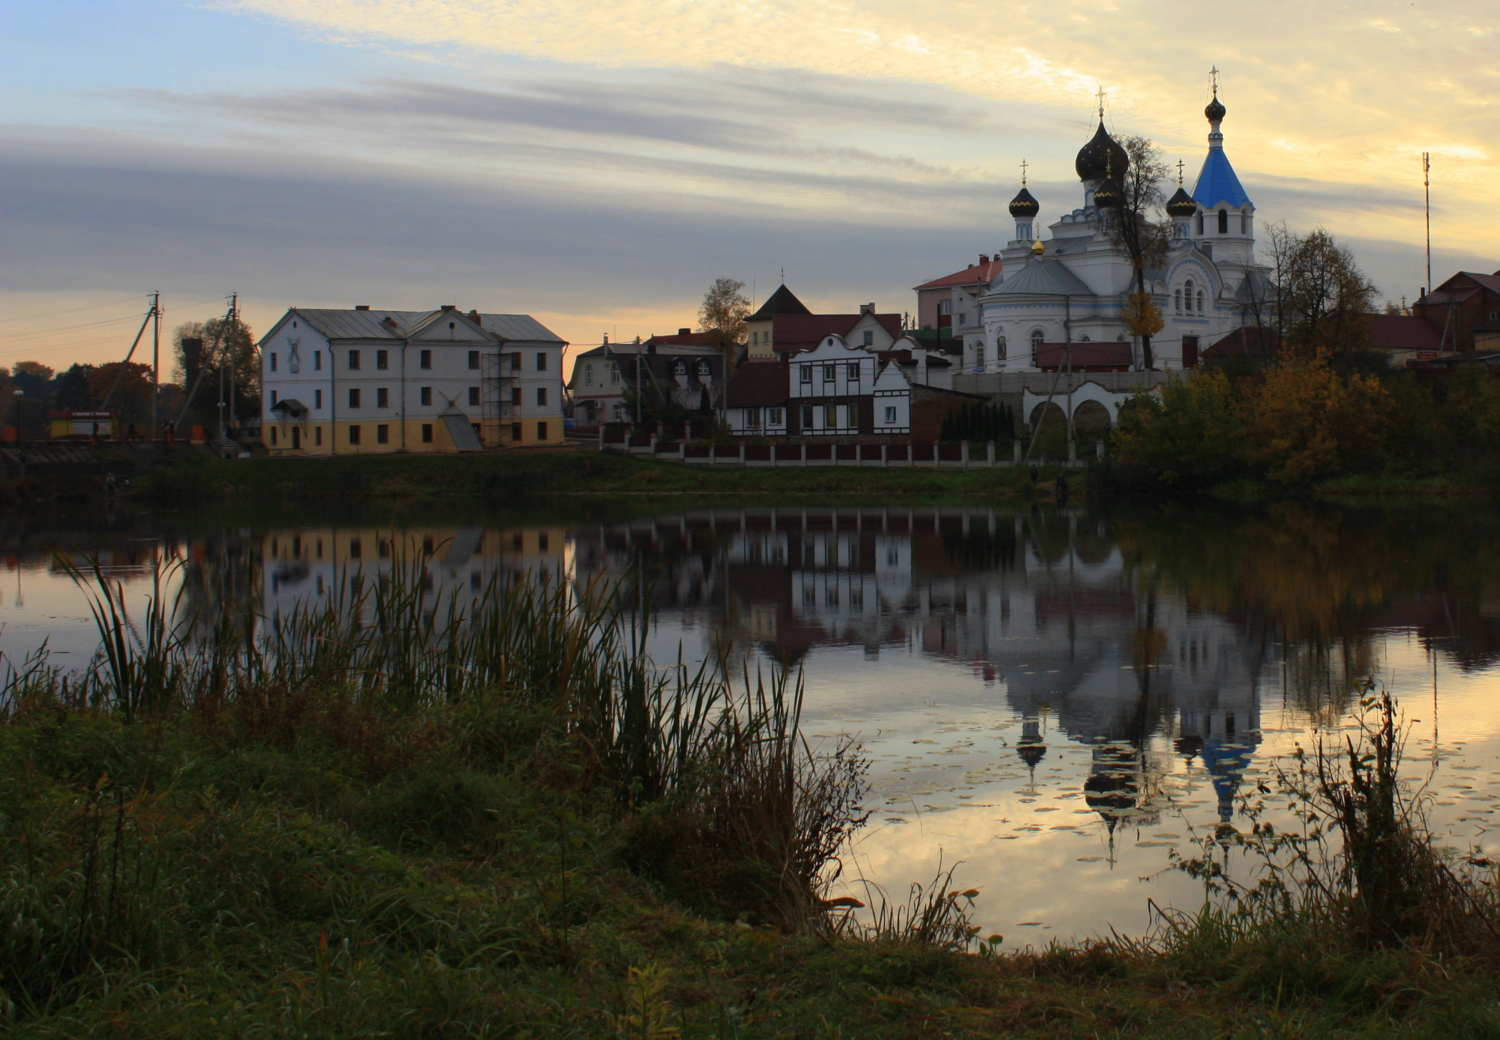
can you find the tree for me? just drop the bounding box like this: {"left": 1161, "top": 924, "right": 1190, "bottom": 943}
{"left": 1238, "top": 362, "right": 1390, "bottom": 484}
{"left": 10, "top": 361, "right": 53, "bottom": 400}
{"left": 174, "top": 316, "right": 259, "bottom": 430}
{"left": 54, "top": 364, "right": 95, "bottom": 409}
{"left": 698, "top": 278, "right": 750, "bottom": 355}
{"left": 1260, "top": 224, "right": 1378, "bottom": 361}
{"left": 1109, "top": 370, "right": 1244, "bottom": 487}
{"left": 87, "top": 362, "right": 154, "bottom": 426}
{"left": 1113, "top": 136, "right": 1172, "bottom": 369}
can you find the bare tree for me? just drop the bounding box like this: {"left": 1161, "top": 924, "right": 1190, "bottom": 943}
{"left": 698, "top": 278, "right": 750, "bottom": 356}
{"left": 1259, "top": 225, "right": 1378, "bottom": 360}
{"left": 1113, "top": 136, "right": 1172, "bottom": 369}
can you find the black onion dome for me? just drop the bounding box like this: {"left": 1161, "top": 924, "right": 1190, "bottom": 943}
{"left": 1205, "top": 93, "right": 1226, "bottom": 123}
{"left": 1166, "top": 185, "right": 1198, "bottom": 217}
{"left": 1075, "top": 120, "right": 1130, "bottom": 182}
{"left": 1094, "top": 177, "right": 1124, "bottom": 209}
{"left": 1008, "top": 186, "right": 1040, "bottom": 218}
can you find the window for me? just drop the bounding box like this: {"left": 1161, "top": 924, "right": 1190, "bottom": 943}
{"left": 997, "top": 334, "right": 1007, "bottom": 358}
{"left": 376, "top": 387, "right": 388, "bottom": 408}
{"left": 1240, "top": 213, "right": 1247, "bottom": 234}
{"left": 610, "top": 365, "right": 619, "bottom": 383}
{"left": 698, "top": 360, "right": 710, "bottom": 376}
{"left": 884, "top": 406, "right": 897, "bottom": 424}
{"left": 420, "top": 387, "right": 432, "bottom": 407}
{"left": 823, "top": 364, "right": 836, "bottom": 382}
{"left": 511, "top": 387, "right": 521, "bottom": 406}
{"left": 975, "top": 345, "right": 985, "bottom": 369}
{"left": 939, "top": 299, "right": 952, "bottom": 315}
{"left": 376, "top": 424, "right": 389, "bottom": 444}
{"left": 536, "top": 352, "right": 547, "bottom": 371}
{"left": 800, "top": 365, "right": 812, "bottom": 384}
{"left": 421, "top": 423, "right": 433, "bottom": 443}
{"left": 270, "top": 427, "right": 278, "bottom": 445}
{"left": 348, "top": 350, "right": 360, "bottom": 370}
{"left": 1197, "top": 213, "right": 1204, "bottom": 236}
{"left": 468, "top": 386, "right": 480, "bottom": 407}
{"left": 468, "top": 350, "right": 480, "bottom": 370}
{"left": 862, "top": 330, "right": 873, "bottom": 346}
{"left": 314, "top": 426, "right": 322, "bottom": 446}
{"left": 751, "top": 331, "right": 758, "bottom": 345}
{"left": 348, "top": 388, "right": 361, "bottom": 408}
{"left": 1197, "top": 291, "right": 1205, "bottom": 313}
{"left": 512, "top": 422, "right": 523, "bottom": 441}
{"left": 958, "top": 313, "right": 967, "bottom": 327}
{"left": 1078, "top": 334, "right": 1091, "bottom": 342}
{"left": 271, "top": 390, "right": 278, "bottom": 406}
{"left": 270, "top": 353, "right": 277, "bottom": 372}
{"left": 824, "top": 404, "right": 837, "bottom": 427}
{"left": 348, "top": 425, "right": 361, "bottom": 445}
{"left": 1174, "top": 289, "right": 1182, "bottom": 313}
{"left": 1218, "top": 209, "right": 1228, "bottom": 234}
{"left": 1030, "top": 328, "right": 1044, "bottom": 353}
{"left": 511, "top": 353, "right": 522, "bottom": 372}
{"left": 314, "top": 351, "right": 322, "bottom": 371}
{"left": 846, "top": 403, "right": 859, "bottom": 428}
{"left": 768, "top": 407, "right": 783, "bottom": 425}
{"left": 536, "top": 387, "right": 547, "bottom": 406}
{"left": 536, "top": 421, "right": 548, "bottom": 440}
{"left": 376, "top": 349, "right": 388, "bottom": 370}
{"left": 747, "top": 407, "right": 761, "bottom": 427}
{"left": 314, "top": 389, "right": 323, "bottom": 409}
{"left": 419, "top": 349, "right": 432, "bottom": 369}
{"left": 847, "top": 362, "right": 859, "bottom": 383}
{"left": 674, "top": 360, "right": 686, "bottom": 375}
{"left": 802, "top": 405, "right": 814, "bottom": 428}
{"left": 585, "top": 366, "right": 594, "bottom": 385}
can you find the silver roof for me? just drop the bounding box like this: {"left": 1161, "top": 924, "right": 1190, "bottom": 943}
{"left": 983, "top": 259, "right": 1093, "bottom": 300}
{"left": 283, "top": 308, "right": 564, "bottom": 344}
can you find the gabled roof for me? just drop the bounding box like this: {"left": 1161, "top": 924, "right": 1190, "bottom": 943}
{"left": 1430, "top": 271, "right": 1500, "bottom": 296}
{"left": 1361, "top": 313, "right": 1442, "bottom": 352}
{"left": 913, "top": 259, "right": 1004, "bottom": 292}
{"left": 986, "top": 259, "right": 1092, "bottom": 299}
{"left": 748, "top": 284, "right": 812, "bottom": 321}
{"left": 1192, "top": 149, "right": 1252, "bottom": 210}
{"left": 724, "top": 361, "right": 789, "bottom": 407}
{"left": 1203, "top": 327, "right": 1278, "bottom": 358}
{"left": 274, "top": 308, "right": 564, "bottom": 344}
{"left": 643, "top": 328, "right": 712, "bottom": 347}
{"left": 771, "top": 313, "right": 902, "bottom": 353}
{"left": 473, "top": 313, "right": 565, "bottom": 343}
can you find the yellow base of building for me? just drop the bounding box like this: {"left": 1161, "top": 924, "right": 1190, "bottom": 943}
{"left": 262, "top": 417, "right": 564, "bottom": 456}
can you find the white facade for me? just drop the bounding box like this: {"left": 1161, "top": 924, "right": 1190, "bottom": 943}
{"left": 260, "top": 307, "right": 566, "bottom": 453}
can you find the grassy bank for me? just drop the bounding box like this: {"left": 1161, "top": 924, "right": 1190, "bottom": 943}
{"left": 126, "top": 449, "right": 1067, "bottom": 504}
{"left": 4, "top": 563, "right": 1499, "bottom": 1037}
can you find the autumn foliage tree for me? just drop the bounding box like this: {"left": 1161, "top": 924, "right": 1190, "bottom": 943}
{"left": 697, "top": 278, "right": 750, "bottom": 356}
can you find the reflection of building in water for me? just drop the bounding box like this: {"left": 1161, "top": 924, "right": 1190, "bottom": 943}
{"left": 260, "top": 525, "right": 571, "bottom": 621}
{"left": 570, "top": 506, "right": 1269, "bottom": 823}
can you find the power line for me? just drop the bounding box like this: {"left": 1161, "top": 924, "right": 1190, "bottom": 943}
{"left": 0, "top": 295, "right": 149, "bottom": 325}
{"left": 0, "top": 314, "right": 143, "bottom": 342}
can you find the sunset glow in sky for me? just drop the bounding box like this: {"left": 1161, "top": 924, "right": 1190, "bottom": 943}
{"left": 2, "top": 0, "right": 1496, "bottom": 369}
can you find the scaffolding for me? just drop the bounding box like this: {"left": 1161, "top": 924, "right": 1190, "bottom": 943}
{"left": 481, "top": 349, "right": 517, "bottom": 446}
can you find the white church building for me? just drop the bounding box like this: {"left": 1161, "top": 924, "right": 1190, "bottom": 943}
{"left": 967, "top": 86, "right": 1271, "bottom": 373}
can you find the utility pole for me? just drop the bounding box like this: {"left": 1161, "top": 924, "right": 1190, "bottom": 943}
{"left": 151, "top": 291, "right": 161, "bottom": 436}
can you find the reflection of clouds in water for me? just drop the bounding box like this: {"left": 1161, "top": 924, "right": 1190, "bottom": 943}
{"left": 4, "top": 503, "right": 1500, "bottom": 944}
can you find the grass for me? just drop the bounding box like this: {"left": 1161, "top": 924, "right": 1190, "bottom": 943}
{"left": 126, "top": 448, "right": 1067, "bottom": 503}
{"left": 3, "top": 559, "right": 1500, "bottom": 1037}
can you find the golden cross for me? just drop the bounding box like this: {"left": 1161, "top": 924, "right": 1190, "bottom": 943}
{"left": 1210, "top": 65, "right": 1220, "bottom": 95}
{"left": 1020, "top": 158, "right": 1029, "bottom": 186}
{"left": 1095, "top": 85, "right": 1107, "bottom": 118}
{"left": 1176, "top": 159, "right": 1185, "bottom": 185}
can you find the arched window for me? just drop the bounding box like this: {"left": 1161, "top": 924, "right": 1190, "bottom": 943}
{"left": 1077, "top": 334, "right": 1091, "bottom": 342}
{"left": 697, "top": 360, "right": 711, "bottom": 376}
{"left": 1197, "top": 290, "right": 1205, "bottom": 313}
{"left": 1030, "top": 328, "right": 1044, "bottom": 349}
{"left": 1174, "top": 289, "right": 1182, "bottom": 313}
{"left": 674, "top": 360, "right": 686, "bottom": 375}
{"left": 1218, "top": 209, "right": 1229, "bottom": 234}
{"left": 1240, "top": 212, "right": 1247, "bottom": 234}
{"left": 996, "top": 334, "right": 1007, "bottom": 358}
{"left": 1197, "top": 213, "right": 1204, "bottom": 236}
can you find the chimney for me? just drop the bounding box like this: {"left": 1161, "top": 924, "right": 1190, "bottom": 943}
{"left": 468, "top": 310, "right": 481, "bottom": 325}
{"left": 678, "top": 327, "right": 691, "bottom": 336}
{"left": 440, "top": 304, "right": 456, "bottom": 311}
{"left": 859, "top": 302, "right": 875, "bottom": 315}
{"left": 354, "top": 304, "right": 370, "bottom": 311}
{"left": 979, "top": 254, "right": 989, "bottom": 264}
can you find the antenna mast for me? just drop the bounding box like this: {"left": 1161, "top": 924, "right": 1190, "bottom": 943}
{"left": 1423, "top": 152, "right": 1432, "bottom": 297}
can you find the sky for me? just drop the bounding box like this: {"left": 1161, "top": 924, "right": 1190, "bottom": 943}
{"left": 2, "top": 0, "right": 1497, "bottom": 375}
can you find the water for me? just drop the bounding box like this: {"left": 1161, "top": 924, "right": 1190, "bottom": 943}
{"left": 3, "top": 498, "right": 1499, "bottom": 946}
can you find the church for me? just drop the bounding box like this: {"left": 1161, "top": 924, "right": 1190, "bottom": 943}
{"left": 968, "top": 84, "right": 1272, "bottom": 373}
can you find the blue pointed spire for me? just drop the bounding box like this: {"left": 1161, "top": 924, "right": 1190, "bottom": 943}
{"left": 1191, "top": 81, "right": 1252, "bottom": 210}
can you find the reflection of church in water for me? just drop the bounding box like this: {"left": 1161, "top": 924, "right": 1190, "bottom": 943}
{"left": 569, "top": 507, "right": 1266, "bottom": 826}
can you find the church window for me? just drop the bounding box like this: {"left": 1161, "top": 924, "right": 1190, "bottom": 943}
{"left": 1197, "top": 214, "right": 1204, "bottom": 236}
{"left": 1077, "top": 334, "right": 1090, "bottom": 342}
{"left": 1030, "top": 328, "right": 1044, "bottom": 349}
{"left": 996, "top": 335, "right": 1007, "bottom": 358}
{"left": 1197, "top": 291, "right": 1205, "bottom": 313}
{"left": 1240, "top": 212, "right": 1247, "bottom": 234}
{"left": 1174, "top": 289, "right": 1182, "bottom": 313}
{"left": 975, "top": 345, "right": 985, "bottom": 369}
{"left": 1218, "top": 209, "right": 1229, "bottom": 234}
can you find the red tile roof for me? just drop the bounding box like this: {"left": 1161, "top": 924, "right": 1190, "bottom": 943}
{"left": 1362, "top": 313, "right": 1442, "bottom": 352}
{"left": 725, "top": 361, "right": 789, "bottom": 407}
{"left": 1203, "top": 327, "right": 1278, "bottom": 358}
{"left": 771, "top": 313, "right": 903, "bottom": 354}
{"left": 914, "top": 259, "right": 1004, "bottom": 291}
{"left": 1033, "top": 342, "right": 1133, "bottom": 369}
{"left": 644, "top": 328, "right": 712, "bottom": 347}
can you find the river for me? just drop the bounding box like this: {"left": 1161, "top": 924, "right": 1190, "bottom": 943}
{"left": 3, "top": 496, "right": 1498, "bottom": 947}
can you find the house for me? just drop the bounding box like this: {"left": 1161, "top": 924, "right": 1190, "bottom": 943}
{"left": 1200, "top": 326, "right": 1278, "bottom": 372}
{"left": 1361, "top": 313, "right": 1444, "bottom": 366}
{"left": 744, "top": 288, "right": 904, "bottom": 361}
{"left": 1414, "top": 272, "right": 1500, "bottom": 354}
{"left": 568, "top": 330, "right": 724, "bottom": 428}
{"left": 259, "top": 305, "right": 566, "bottom": 455}
{"left": 912, "top": 256, "right": 1004, "bottom": 364}
{"left": 724, "top": 334, "right": 979, "bottom": 438}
